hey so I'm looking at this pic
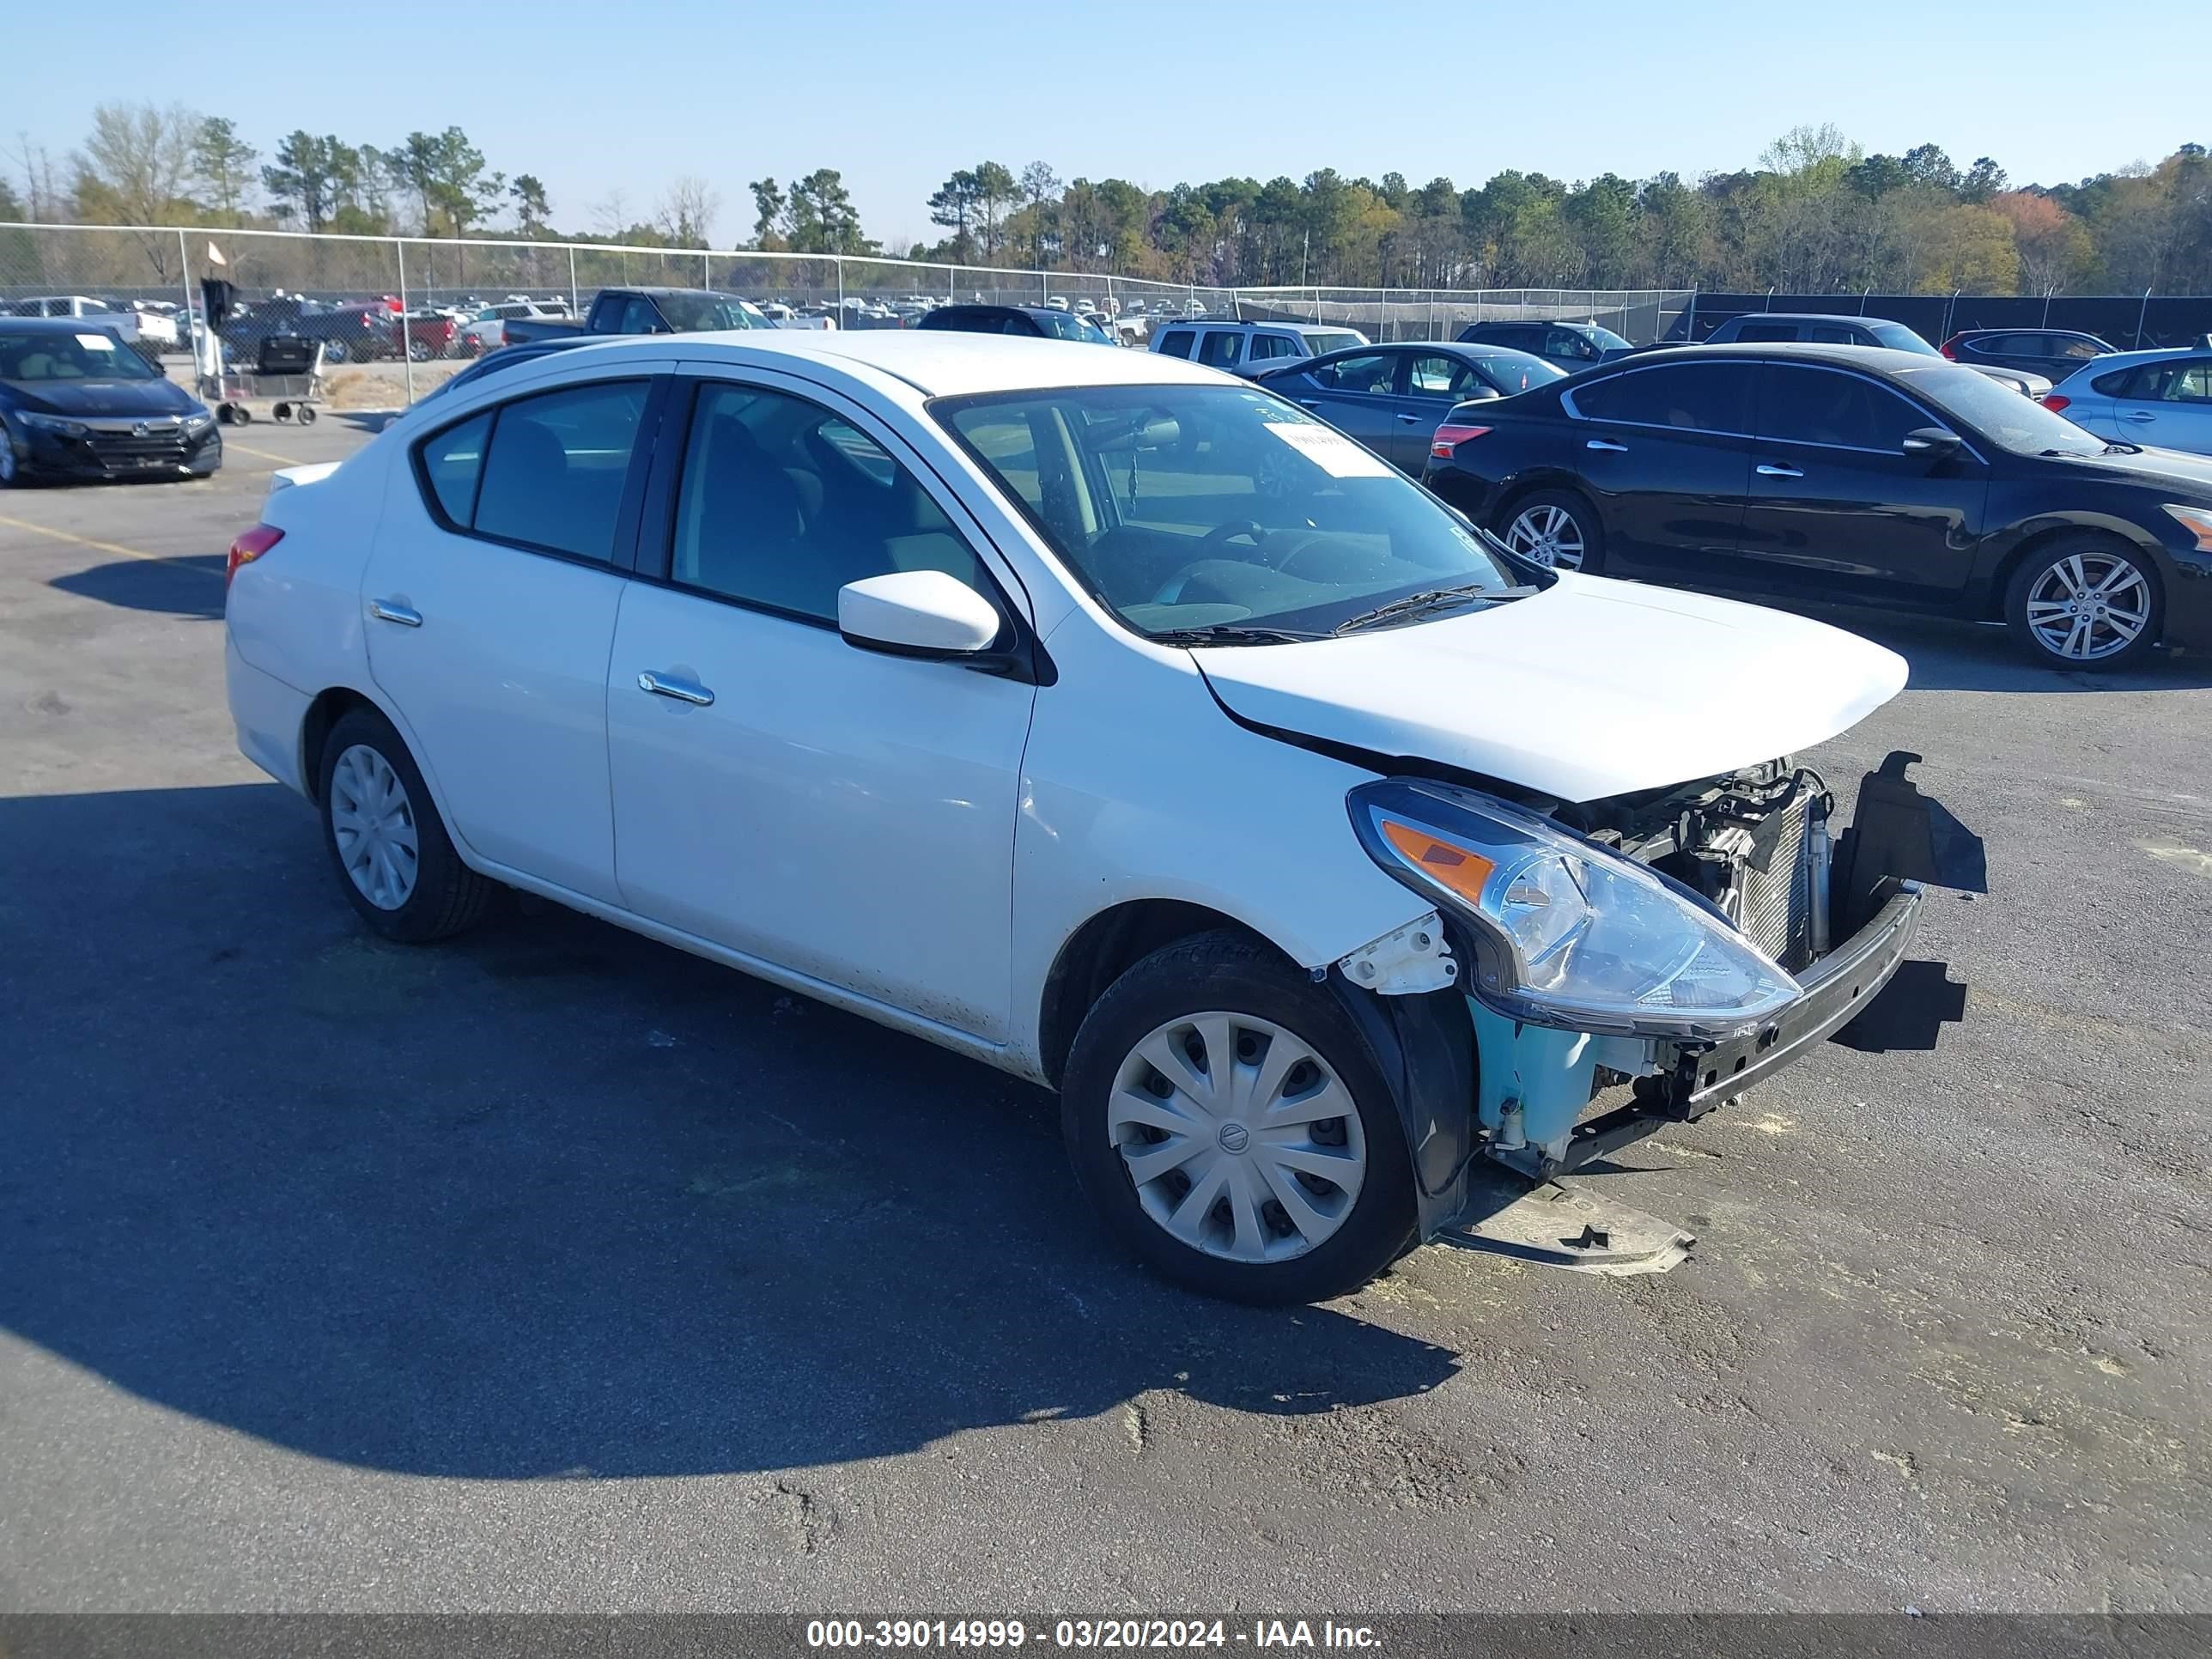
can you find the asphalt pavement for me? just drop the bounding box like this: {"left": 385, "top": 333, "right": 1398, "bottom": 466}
{"left": 1, "top": 415, "right": 2206, "bottom": 1613}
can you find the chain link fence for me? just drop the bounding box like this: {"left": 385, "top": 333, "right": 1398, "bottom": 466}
{"left": 0, "top": 222, "right": 1682, "bottom": 410}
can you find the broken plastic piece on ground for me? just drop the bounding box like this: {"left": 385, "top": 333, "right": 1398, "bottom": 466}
{"left": 1435, "top": 1167, "right": 1694, "bottom": 1277}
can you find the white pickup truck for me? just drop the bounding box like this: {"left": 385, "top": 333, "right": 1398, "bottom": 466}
{"left": 4, "top": 295, "right": 179, "bottom": 354}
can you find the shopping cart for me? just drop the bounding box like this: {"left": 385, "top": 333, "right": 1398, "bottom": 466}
{"left": 199, "top": 336, "right": 326, "bottom": 426}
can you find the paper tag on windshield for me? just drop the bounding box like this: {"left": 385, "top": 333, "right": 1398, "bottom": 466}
{"left": 76, "top": 331, "right": 118, "bottom": 350}
{"left": 1261, "top": 418, "right": 1394, "bottom": 478}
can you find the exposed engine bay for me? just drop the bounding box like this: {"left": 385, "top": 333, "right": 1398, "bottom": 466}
{"left": 1559, "top": 759, "right": 1834, "bottom": 974}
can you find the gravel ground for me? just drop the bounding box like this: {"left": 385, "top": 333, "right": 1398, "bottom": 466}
{"left": 0, "top": 417, "right": 2206, "bottom": 1614}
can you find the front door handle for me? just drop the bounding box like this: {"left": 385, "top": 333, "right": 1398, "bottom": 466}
{"left": 1298, "top": 398, "right": 1322, "bottom": 410}
{"left": 1756, "top": 463, "right": 1804, "bottom": 478}
{"left": 1395, "top": 412, "right": 1422, "bottom": 423}
{"left": 636, "top": 671, "right": 714, "bottom": 707}
{"left": 369, "top": 599, "right": 422, "bottom": 627}
{"left": 2120, "top": 410, "right": 2156, "bottom": 422}
{"left": 1585, "top": 438, "right": 1629, "bottom": 453}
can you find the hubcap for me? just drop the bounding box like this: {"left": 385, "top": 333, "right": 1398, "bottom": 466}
{"left": 1504, "top": 503, "right": 1585, "bottom": 569}
{"left": 2025, "top": 552, "right": 2150, "bottom": 662}
{"left": 329, "top": 744, "right": 420, "bottom": 910}
{"left": 1109, "top": 1012, "right": 1367, "bottom": 1265}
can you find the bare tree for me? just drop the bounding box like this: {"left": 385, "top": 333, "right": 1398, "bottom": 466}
{"left": 73, "top": 102, "right": 201, "bottom": 277}
{"left": 591, "top": 187, "right": 634, "bottom": 239}
{"left": 655, "top": 175, "right": 721, "bottom": 246}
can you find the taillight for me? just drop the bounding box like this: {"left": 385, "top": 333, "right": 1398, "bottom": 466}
{"left": 227, "top": 523, "right": 283, "bottom": 586}
{"left": 2039, "top": 394, "right": 2070, "bottom": 413}
{"left": 1430, "top": 422, "right": 1492, "bottom": 459}
{"left": 1938, "top": 335, "right": 1962, "bottom": 360}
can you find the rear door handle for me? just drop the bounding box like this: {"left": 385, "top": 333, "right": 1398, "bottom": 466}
{"left": 2120, "top": 410, "right": 2156, "bottom": 422}
{"left": 1755, "top": 463, "right": 1804, "bottom": 478}
{"left": 636, "top": 671, "right": 714, "bottom": 707}
{"left": 1585, "top": 438, "right": 1628, "bottom": 453}
{"left": 368, "top": 599, "right": 422, "bottom": 627}
{"left": 1298, "top": 398, "right": 1322, "bottom": 410}
{"left": 1395, "top": 412, "right": 1422, "bottom": 423}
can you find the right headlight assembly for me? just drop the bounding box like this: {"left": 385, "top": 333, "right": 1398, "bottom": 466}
{"left": 1349, "top": 778, "right": 1802, "bottom": 1042}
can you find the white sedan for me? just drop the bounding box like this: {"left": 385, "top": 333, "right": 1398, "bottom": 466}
{"left": 225, "top": 331, "right": 1941, "bottom": 1303}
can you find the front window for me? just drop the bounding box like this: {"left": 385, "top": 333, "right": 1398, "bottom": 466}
{"left": 651, "top": 293, "right": 759, "bottom": 331}
{"left": 937, "top": 384, "right": 1531, "bottom": 640}
{"left": 1868, "top": 322, "right": 1940, "bottom": 356}
{"left": 0, "top": 327, "right": 161, "bottom": 382}
{"left": 1896, "top": 363, "right": 2111, "bottom": 456}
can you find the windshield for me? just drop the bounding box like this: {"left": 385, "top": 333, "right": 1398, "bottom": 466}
{"left": 938, "top": 384, "right": 1532, "bottom": 639}
{"left": 1471, "top": 350, "right": 1569, "bottom": 392}
{"left": 1869, "top": 322, "right": 1940, "bottom": 356}
{"left": 654, "top": 294, "right": 759, "bottom": 331}
{"left": 0, "top": 327, "right": 161, "bottom": 383}
{"left": 1895, "top": 363, "right": 2107, "bottom": 456}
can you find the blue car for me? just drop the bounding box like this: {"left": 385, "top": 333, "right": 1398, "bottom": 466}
{"left": 2042, "top": 347, "right": 2212, "bottom": 455}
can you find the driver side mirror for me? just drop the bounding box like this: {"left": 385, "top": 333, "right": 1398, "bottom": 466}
{"left": 838, "top": 569, "right": 1002, "bottom": 658}
{"left": 1902, "top": 426, "right": 1963, "bottom": 459}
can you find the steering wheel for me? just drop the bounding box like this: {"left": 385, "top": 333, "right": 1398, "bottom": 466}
{"left": 1151, "top": 520, "right": 1269, "bottom": 605}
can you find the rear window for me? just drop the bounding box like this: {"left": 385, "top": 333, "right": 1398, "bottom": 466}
{"left": 1732, "top": 322, "right": 1802, "bottom": 343}
{"left": 1155, "top": 328, "right": 1194, "bottom": 359}
{"left": 1571, "top": 362, "right": 1755, "bottom": 434}
{"left": 1304, "top": 331, "right": 1363, "bottom": 355}
{"left": 1195, "top": 331, "right": 1243, "bottom": 368}
{"left": 1868, "top": 322, "right": 1938, "bottom": 355}
{"left": 420, "top": 380, "right": 648, "bottom": 561}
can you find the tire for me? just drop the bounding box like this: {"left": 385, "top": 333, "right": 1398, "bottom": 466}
{"left": 317, "top": 706, "right": 495, "bottom": 944}
{"left": 296, "top": 404, "right": 318, "bottom": 425}
{"left": 409, "top": 339, "right": 432, "bottom": 363}
{"left": 0, "top": 429, "right": 19, "bottom": 487}
{"left": 1497, "top": 486, "right": 1604, "bottom": 574}
{"left": 323, "top": 338, "right": 350, "bottom": 365}
{"left": 1060, "top": 931, "right": 1417, "bottom": 1304}
{"left": 2003, "top": 534, "right": 2162, "bottom": 670}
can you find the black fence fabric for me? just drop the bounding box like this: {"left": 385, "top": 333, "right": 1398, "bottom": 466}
{"left": 1667, "top": 293, "right": 2212, "bottom": 350}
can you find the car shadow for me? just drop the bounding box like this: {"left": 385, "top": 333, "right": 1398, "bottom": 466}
{"left": 48, "top": 555, "right": 227, "bottom": 620}
{"left": 1756, "top": 600, "right": 2212, "bottom": 693}
{"left": 336, "top": 410, "right": 400, "bottom": 434}
{"left": 0, "top": 782, "right": 1461, "bottom": 1481}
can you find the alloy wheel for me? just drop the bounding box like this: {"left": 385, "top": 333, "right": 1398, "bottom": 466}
{"left": 2024, "top": 551, "right": 2151, "bottom": 662}
{"left": 1109, "top": 1012, "right": 1367, "bottom": 1264}
{"left": 1504, "top": 502, "right": 1586, "bottom": 569}
{"left": 329, "top": 744, "right": 420, "bottom": 910}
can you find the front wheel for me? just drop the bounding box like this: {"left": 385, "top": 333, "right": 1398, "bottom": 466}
{"left": 318, "top": 707, "right": 495, "bottom": 944}
{"left": 323, "top": 338, "right": 350, "bottom": 364}
{"left": 2004, "top": 537, "right": 2161, "bottom": 669}
{"left": 1061, "top": 932, "right": 1415, "bottom": 1304}
{"left": 1498, "top": 487, "right": 1603, "bottom": 574}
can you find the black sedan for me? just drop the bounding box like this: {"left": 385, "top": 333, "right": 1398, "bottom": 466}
{"left": 0, "top": 319, "right": 221, "bottom": 486}
{"left": 1422, "top": 342, "right": 2212, "bottom": 668}
{"left": 1253, "top": 342, "right": 1566, "bottom": 472}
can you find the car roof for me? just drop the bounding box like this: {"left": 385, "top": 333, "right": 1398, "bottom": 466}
{"left": 0, "top": 314, "right": 123, "bottom": 333}
{"left": 1613, "top": 342, "right": 1942, "bottom": 372}
{"left": 1952, "top": 325, "right": 2108, "bottom": 338}
{"left": 549, "top": 328, "right": 1225, "bottom": 396}
{"left": 2064, "top": 345, "right": 2209, "bottom": 368}
{"left": 1723, "top": 313, "right": 1899, "bottom": 327}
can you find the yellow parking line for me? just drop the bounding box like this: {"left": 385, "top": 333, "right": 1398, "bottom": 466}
{"left": 223, "top": 441, "right": 303, "bottom": 465}
{"left": 0, "top": 513, "right": 224, "bottom": 578}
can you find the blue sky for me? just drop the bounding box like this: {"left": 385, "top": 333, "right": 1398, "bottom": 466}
{"left": 9, "top": 0, "right": 2205, "bottom": 246}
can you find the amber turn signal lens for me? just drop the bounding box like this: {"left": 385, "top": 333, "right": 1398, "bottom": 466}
{"left": 1379, "top": 818, "right": 1496, "bottom": 906}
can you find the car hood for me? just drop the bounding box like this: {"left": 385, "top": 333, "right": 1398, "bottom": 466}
{"left": 2047, "top": 442, "right": 2212, "bottom": 496}
{"left": 2, "top": 377, "right": 200, "bottom": 418}
{"left": 1191, "top": 574, "right": 1908, "bottom": 802}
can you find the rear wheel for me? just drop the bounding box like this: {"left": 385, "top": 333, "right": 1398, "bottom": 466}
{"left": 323, "top": 338, "right": 350, "bottom": 364}
{"left": 1061, "top": 932, "right": 1415, "bottom": 1304}
{"left": 318, "top": 707, "right": 495, "bottom": 944}
{"left": 2004, "top": 536, "right": 2160, "bottom": 669}
{"left": 1498, "top": 488, "right": 1603, "bottom": 574}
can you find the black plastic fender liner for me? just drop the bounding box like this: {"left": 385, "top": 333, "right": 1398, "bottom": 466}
{"left": 1325, "top": 975, "right": 1481, "bottom": 1242}
{"left": 1833, "top": 750, "right": 1944, "bottom": 937}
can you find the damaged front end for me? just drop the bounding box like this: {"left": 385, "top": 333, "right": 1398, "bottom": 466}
{"left": 1338, "top": 753, "right": 1948, "bottom": 1232}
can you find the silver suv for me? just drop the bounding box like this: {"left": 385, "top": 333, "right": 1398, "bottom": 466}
{"left": 1150, "top": 319, "right": 1368, "bottom": 378}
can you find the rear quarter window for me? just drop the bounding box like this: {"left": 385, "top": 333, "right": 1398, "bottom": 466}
{"left": 1156, "top": 329, "right": 1194, "bottom": 359}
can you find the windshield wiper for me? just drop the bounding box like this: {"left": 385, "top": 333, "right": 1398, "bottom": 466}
{"left": 1331, "top": 583, "right": 1535, "bottom": 635}
{"left": 2102, "top": 441, "right": 2142, "bottom": 455}
{"left": 2039, "top": 447, "right": 2103, "bottom": 459}
{"left": 1148, "top": 623, "right": 1331, "bottom": 646}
